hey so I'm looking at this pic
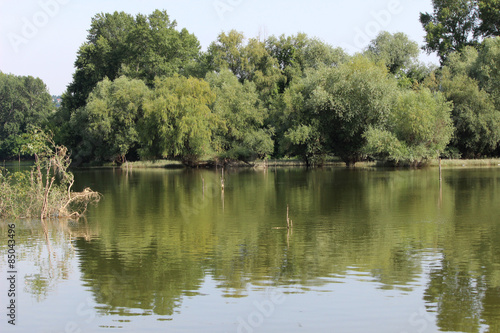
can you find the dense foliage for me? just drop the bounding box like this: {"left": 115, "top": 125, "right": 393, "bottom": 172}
{"left": 420, "top": 0, "right": 500, "bottom": 63}
{"left": 0, "top": 72, "right": 53, "bottom": 160}
{"left": 364, "top": 88, "right": 454, "bottom": 165}
{"left": 2, "top": 7, "right": 500, "bottom": 167}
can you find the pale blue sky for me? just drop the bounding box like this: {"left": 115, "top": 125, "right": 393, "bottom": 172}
{"left": 0, "top": 0, "right": 437, "bottom": 95}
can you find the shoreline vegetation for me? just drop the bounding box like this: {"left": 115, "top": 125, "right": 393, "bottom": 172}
{"left": 111, "top": 158, "right": 500, "bottom": 170}
{"left": 0, "top": 129, "right": 100, "bottom": 220}
{"left": 429, "top": 158, "right": 500, "bottom": 168}
{"left": 1, "top": 130, "right": 498, "bottom": 221}
{"left": 4, "top": 157, "right": 500, "bottom": 170}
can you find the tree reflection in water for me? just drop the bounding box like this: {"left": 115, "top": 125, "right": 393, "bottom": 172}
{"left": 2, "top": 167, "right": 499, "bottom": 332}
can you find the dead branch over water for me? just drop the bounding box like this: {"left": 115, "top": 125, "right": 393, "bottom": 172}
{"left": 0, "top": 130, "right": 100, "bottom": 220}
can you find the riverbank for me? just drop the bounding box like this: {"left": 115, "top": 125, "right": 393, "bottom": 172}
{"left": 429, "top": 158, "right": 500, "bottom": 167}
{"left": 119, "top": 158, "right": 500, "bottom": 169}
{"left": 4, "top": 157, "right": 500, "bottom": 170}
{"left": 121, "top": 158, "right": 348, "bottom": 169}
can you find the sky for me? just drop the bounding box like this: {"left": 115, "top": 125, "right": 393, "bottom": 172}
{"left": 0, "top": 0, "right": 438, "bottom": 95}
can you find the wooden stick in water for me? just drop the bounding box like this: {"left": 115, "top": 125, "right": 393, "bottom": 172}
{"left": 286, "top": 205, "right": 290, "bottom": 229}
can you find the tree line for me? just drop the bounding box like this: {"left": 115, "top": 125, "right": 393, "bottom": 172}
{"left": 1, "top": 5, "right": 500, "bottom": 166}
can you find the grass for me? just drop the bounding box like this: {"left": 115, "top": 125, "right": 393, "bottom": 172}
{"left": 430, "top": 158, "right": 500, "bottom": 167}
{"left": 255, "top": 157, "right": 384, "bottom": 168}
{"left": 121, "top": 160, "right": 184, "bottom": 169}
{"left": 117, "top": 157, "right": 500, "bottom": 169}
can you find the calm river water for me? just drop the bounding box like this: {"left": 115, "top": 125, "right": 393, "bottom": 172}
{"left": 1, "top": 166, "right": 500, "bottom": 332}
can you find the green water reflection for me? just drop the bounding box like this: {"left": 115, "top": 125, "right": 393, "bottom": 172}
{"left": 2, "top": 167, "right": 500, "bottom": 332}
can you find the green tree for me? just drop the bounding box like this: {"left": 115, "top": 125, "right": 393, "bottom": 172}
{"left": 206, "top": 31, "right": 283, "bottom": 99}
{"left": 280, "top": 72, "right": 325, "bottom": 166}
{"left": 120, "top": 10, "right": 200, "bottom": 83}
{"left": 435, "top": 39, "right": 500, "bottom": 158}
{"left": 264, "top": 34, "right": 348, "bottom": 159}
{"left": 443, "top": 45, "right": 479, "bottom": 77}
{"left": 365, "top": 31, "right": 420, "bottom": 75}
{"left": 139, "top": 75, "right": 216, "bottom": 166}
{"left": 441, "top": 37, "right": 500, "bottom": 108}
{"left": 440, "top": 71, "right": 500, "bottom": 157}
{"left": 62, "top": 11, "right": 135, "bottom": 112}
{"left": 364, "top": 88, "right": 454, "bottom": 166}
{"left": 293, "top": 56, "right": 399, "bottom": 166}
{"left": 420, "top": 0, "right": 500, "bottom": 64}
{"left": 243, "top": 37, "right": 282, "bottom": 101}
{"left": 206, "top": 69, "right": 273, "bottom": 162}
{"left": 265, "top": 33, "right": 348, "bottom": 92}
{"left": 282, "top": 124, "right": 324, "bottom": 166}
{"left": 206, "top": 30, "right": 248, "bottom": 80}
{"left": 473, "top": 37, "right": 500, "bottom": 108}
{"left": 281, "top": 56, "right": 400, "bottom": 166}
{"left": 0, "top": 72, "right": 52, "bottom": 159}
{"left": 62, "top": 10, "right": 200, "bottom": 112}
{"left": 80, "top": 76, "right": 150, "bottom": 163}
{"left": 478, "top": 0, "right": 500, "bottom": 37}
{"left": 430, "top": 38, "right": 500, "bottom": 157}
{"left": 420, "top": 0, "right": 479, "bottom": 63}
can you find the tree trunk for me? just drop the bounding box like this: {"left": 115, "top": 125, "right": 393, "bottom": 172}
{"left": 342, "top": 153, "right": 363, "bottom": 168}
{"left": 344, "top": 158, "right": 357, "bottom": 168}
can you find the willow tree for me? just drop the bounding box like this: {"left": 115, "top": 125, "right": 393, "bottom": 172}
{"left": 80, "top": 76, "right": 150, "bottom": 163}
{"left": 286, "top": 55, "right": 400, "bottom": 166}
{"left": 440, "top": 70, "right": 500, "bottom": 158}
{"left": 364, "top": 88, "right": 454, "bottom": 166}
{"left": 206, "top": 69, "right": 273, "bottom": 162}
{"left": 139, "top": 75, "right": 216, "bottom": 166}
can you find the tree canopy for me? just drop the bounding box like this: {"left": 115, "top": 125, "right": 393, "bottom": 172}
{"left": 420, "top": 0, "right": 500, "bottom": 63}
{"left": 139, "top": 75, "right": 216, "bottom": 166}
{"left": 364, "top": 88, "right": 454, "bottom": 165}
{"left": 282, "top": 55, "right": 401, "bottom": 166}
{"left": 63, "top": 10, "right": 200, "bottom": 111}
{"left": 430, "top": 37, "right": 500, "bottom": 157}
{"left": 82, "top": 76, "right": 150, "bottom": 163}
{"left": 0, "top": 72, "right": 52, "bottom": 160}
{"left": 365, "top": 31, "right": 420, "bottom": 75}
{"left": 4, "top": 9, "right": 500, "bottom": 167}
{"left": 206, "top": 69, "right": 273, "bottom": 162}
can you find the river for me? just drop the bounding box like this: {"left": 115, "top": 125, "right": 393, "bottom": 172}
{"left": 1, "top": 166, "right": 499, "bottom": 332}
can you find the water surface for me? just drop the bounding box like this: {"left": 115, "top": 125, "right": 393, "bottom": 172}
{"left": 1, "top": 167, "right": 500, "bottom": 332}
